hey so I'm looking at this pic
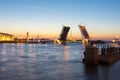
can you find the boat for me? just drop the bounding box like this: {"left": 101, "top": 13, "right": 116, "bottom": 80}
{"left": 40, "top": 38, "right": 51, "bottom": 44}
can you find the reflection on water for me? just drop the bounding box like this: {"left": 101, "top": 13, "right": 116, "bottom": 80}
{"left": 63, "top": 46, "right": 70, "bottom": 61}
{"left": 0, "top": 43, "right": 120, "bottom": 80}
{"left": 98, "top": 65, "right": 109, "bottom": 80}
{"left": 84, "top": 65, "right": 99, "bottom": 80}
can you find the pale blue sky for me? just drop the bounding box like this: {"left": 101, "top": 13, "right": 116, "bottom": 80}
{"left": 0, "top": 0, "right": 120, "bottom": 39}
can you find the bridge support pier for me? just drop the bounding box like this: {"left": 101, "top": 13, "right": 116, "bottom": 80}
{"left": 83, "top": 45, "right": 98, "bottom": 64}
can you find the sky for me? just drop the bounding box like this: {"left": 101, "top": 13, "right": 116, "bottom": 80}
{"left": 0, "top": 0, "right": 120, "bottom": 40}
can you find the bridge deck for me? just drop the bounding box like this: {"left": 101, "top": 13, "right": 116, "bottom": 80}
{"left": 99, "top": 52, "right": 120, "bottom": 64}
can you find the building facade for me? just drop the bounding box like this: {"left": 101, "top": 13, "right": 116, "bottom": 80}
{"left": 0, "top": 32, "right": 14, "bottom": 41}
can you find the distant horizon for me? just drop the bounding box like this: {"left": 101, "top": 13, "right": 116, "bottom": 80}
{"left": 0, "top": 30, "right": 116, "bottom": 41}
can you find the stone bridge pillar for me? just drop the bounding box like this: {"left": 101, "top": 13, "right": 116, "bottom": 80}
{"left": 83, "top": 45, "right": 98, "bottom": 64}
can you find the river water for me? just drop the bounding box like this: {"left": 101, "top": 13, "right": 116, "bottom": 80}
{"left": 0, "top": 42, "right": 120, "bottom": 80}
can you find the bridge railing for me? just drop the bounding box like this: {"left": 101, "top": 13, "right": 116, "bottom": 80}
{"left": 95, "top": 42, "right": 120, "bottom": 55}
